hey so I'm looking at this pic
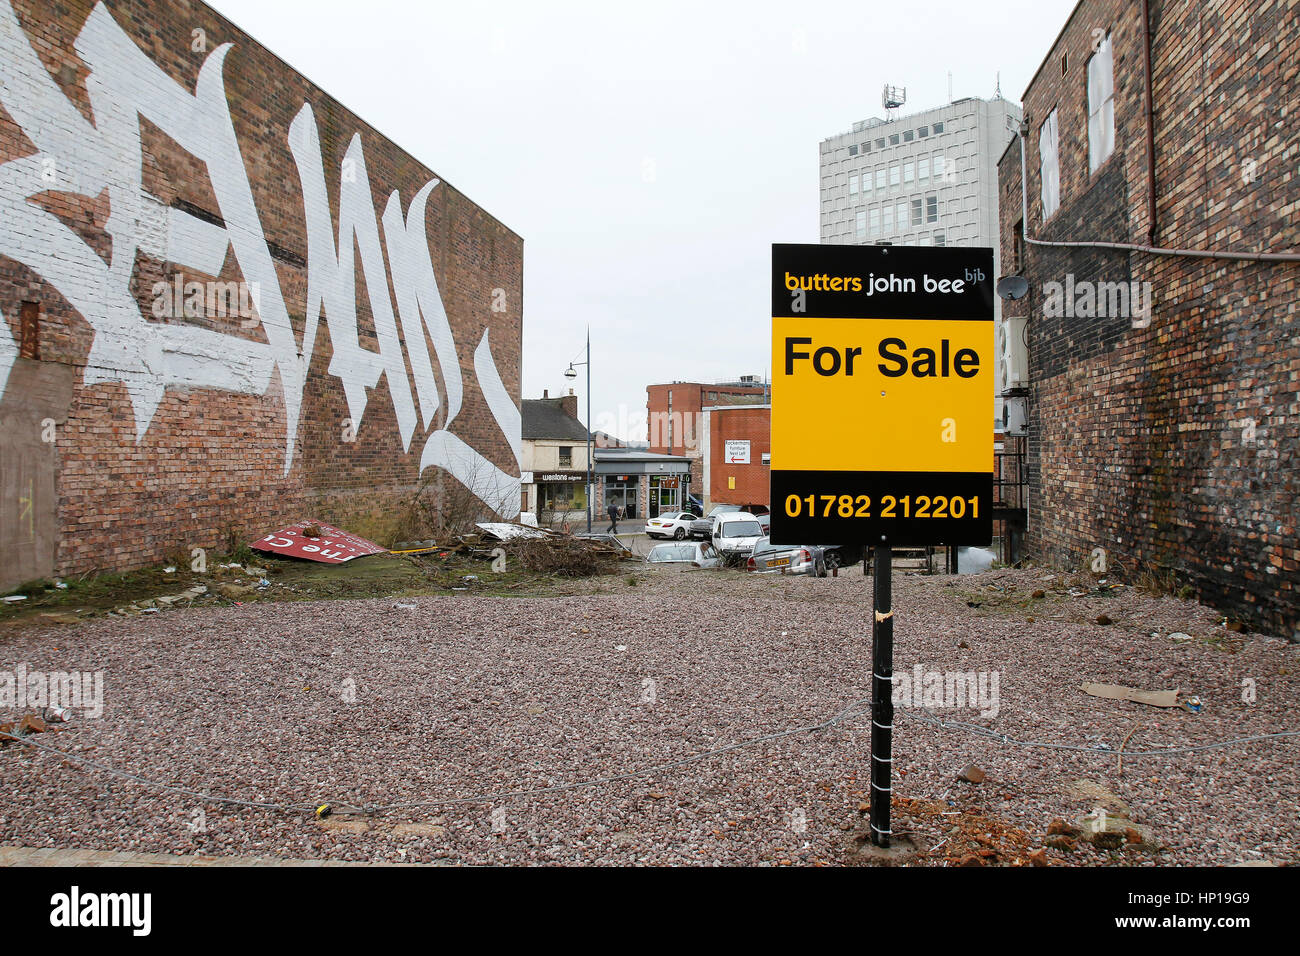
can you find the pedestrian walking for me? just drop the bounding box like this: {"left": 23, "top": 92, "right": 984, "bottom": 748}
{"left": 606, "top": 501, "right": 621, "bottom": 534}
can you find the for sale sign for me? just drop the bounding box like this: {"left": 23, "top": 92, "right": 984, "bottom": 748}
{"left": 770, "top": 243, "right": 994, "bottom": 546}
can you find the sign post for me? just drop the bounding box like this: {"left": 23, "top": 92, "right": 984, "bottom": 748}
{"left": 769, "top": 243, "right": 994, "bottom": 848}
{"left": 870, "top": 543, "right": 893, "bottom": 846}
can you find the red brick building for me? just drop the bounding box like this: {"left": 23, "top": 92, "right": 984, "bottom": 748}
{"left": 645, "top": 378, "right": 767, "bottom": 497}
{"left": 703, "top": 404, "right": 771, "bottom": 510}
{"left": 0, "top": 0, "right": 523, "bottom": 590}
{"left": 998, "top": 0, "right": 1299, "bottom": 637}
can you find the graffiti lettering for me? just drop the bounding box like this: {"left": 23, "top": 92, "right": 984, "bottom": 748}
{"left": 0, "top": 1, "right": 519, "bottom": 515}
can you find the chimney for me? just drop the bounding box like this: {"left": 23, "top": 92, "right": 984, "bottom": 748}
{"left": 559, "top": 389, "right": 578, "bottom": 421}
{"left": 542, "top": 388, "right": 549, "bottom": 399}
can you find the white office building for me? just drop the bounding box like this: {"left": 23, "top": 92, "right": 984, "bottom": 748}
{"left": 819, "top": 94, "right": 1022, "bottom": 422}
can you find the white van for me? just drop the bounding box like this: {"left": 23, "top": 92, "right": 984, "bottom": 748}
{"left": 711, "top": 512, "right": 765, "bottom": 557}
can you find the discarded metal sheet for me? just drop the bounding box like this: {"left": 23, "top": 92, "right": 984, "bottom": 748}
{"left": 1079, "top": 682, "right": 1181, "bottom": 708}
{"left": 475, "top": 522, "right": 546, "bottom": 541}
{"left": 250, "top": 521, "right": 386, "bottom": 564}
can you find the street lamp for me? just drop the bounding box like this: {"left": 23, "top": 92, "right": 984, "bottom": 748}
{"left": 564, "top": 328, "right": 593, "bottom": 533}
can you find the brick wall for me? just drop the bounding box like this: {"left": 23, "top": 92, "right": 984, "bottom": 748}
{"left": 707, "top": 405, "right": 771, "bottom": 508}
{"left": 646, "top": 382, "right": 766, "bottom": 496}
{"left": 0, "top": 0, "right": 523, "bottom": 589}
{"left": 1001, "top": 0, "right": 1300, "bottom": 637}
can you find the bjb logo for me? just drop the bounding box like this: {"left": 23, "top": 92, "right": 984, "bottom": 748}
{"left": 964, "top": 267, "right": 986, "bottom": 284}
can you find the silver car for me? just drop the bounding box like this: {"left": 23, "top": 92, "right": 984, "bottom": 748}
{"left": 645, "top": 541, "right": 719, "bottom": 568}
{"left": 746, "top": 537, "right": 828, "bottom": 576}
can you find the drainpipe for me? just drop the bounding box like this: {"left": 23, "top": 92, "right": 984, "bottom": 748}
{"left": 1141, "top": 0, "right": 1158, "bottom": 246}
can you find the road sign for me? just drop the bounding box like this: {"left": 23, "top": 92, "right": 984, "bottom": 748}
{"left": 770, "top": 243, "right": 994, "bottom": 546}
{"left": 724, "top": 439, "right": 751, "bottom": 464}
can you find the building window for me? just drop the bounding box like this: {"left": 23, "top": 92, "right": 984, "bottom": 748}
{"left": 911, "top": 197, "right": 923, "bottom": 226}
{"left": 889, "top": 133, "right": 900, "bottom": 145}
{"left": 875, "top": 138, "right": 885, "bottom": 149}
{"left": 918, "top": 126, "right": 929, "bottom": 138}
{"left": 882, "top": 203, "right": 894, "bottom": 234}
{"left": 874, "top": 168, "right": 886, "bottom": 191}
{"left": 903, "top": 160, "right": 914, "bottom": 184}
{"left": 903, "top": 130, "right": 914, "bottom": 142}
{"left": 1087, "top": 32, "right": 1115, "bottom": 172}
{"left": 861, "top": 169, "right": 871, "bottom": 195}
{"left": 933, "top": 121, "right": 944, "bottom": 134}
{"left": 934, "top": 233, "right": 946, "bottom": 247}
{"left": 918, "top": 155, "right": 930, "bottom": 180}
{"left": 849, "top": 174, "right": 859, "bottom": 195}
{"left": 558, "top": 446, "right": 573, "bottom": 467}
{"left": 856, "top": 210, "right": 866, "bottom": 237}
{"left": 926, "top": 194, "right": 938, "bottom": 223}
{"left": 889, "top": 164, "right": 900, "bottom": 188}
{"left": 933, "top": 153, "right": 945, "bottom": 183}
{"left": 868, "top": 207, "right": 880, "bottom": 237}
{"left": 1039, "top": 108, "right": 1061, "bottom": 219}
{"left": 849, "top": 144, "right": 859, "bottom": 156}
{"left": 895, "top": 201, "right": 908, "bottom": 231}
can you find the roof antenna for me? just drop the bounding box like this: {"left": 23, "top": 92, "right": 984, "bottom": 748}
{"left": 882, "top": 84, "right": 906, "bottom": 116}
{"left": 947, "top": 71, "right": 953, "bottom": 102}
{"left": 995, "top": 71, "right": 1002, "bottom": 99}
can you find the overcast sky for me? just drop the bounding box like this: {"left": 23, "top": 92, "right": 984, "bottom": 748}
{"left": 210, "top": 0, "right": 1077, "bottom": 441}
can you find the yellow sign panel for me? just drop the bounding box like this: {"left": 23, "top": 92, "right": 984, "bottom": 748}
{"left": 772, "top": 317, "right": 992, "bottom": 474}
{"left": 769, "top": 243, "right": 995, "bottom": 546}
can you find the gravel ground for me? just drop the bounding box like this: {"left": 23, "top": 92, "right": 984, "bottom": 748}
{"left": 1, "top": 565, "right": 1297, "bottom": 866}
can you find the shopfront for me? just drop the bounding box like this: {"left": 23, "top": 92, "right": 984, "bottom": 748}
{"left": 648, "top": 475, "right": 683, "bottom": 517}
{"left": 603, "top": 475, "right": 639, "bottom": 519}
{"left": 594, "top": 449, "right": 692, "bottom": 523}
{"left": 535, "top": 471, "right": 588, "bottom": 516}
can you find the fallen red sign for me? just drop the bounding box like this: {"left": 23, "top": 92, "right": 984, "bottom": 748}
{"left": 250, "top": 521, "right": 386, "bottom": 564}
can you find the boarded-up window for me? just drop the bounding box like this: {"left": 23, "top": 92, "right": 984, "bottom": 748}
{"left": 19, "top": 301, "right": 39, "bottom": 360}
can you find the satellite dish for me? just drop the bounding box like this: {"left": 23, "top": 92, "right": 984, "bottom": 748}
{"left": 996, "top": 274, "right": 1029, "bottom": 301}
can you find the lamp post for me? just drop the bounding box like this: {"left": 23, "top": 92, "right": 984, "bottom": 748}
{"left": 564, "top": 329, "right": 593, "bottom": 533}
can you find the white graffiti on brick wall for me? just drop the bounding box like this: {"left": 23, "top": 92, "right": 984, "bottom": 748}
{"left": 0, "top": 1, "right": 519, "bottom": 515}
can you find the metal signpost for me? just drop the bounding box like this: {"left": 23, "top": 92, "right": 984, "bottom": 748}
{"left": 769, "top": 243, "right": 995, "bottom": 848}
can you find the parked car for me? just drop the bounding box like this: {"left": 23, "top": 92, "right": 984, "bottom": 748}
{"left": 823, "top": 543, "right": 862, "bottom": 570}
{"left": 746, "top": 538, "right": 828, "bottom": 576}
{"left": 644, "top": 511, "right": 697, "bottom": 540}
{"left": 686, "top": 502, "right": 764, "bottom": 538}
{"left": 645, "top": 541, "right": 719, "bottom": 568}
{"left": 711, "top": 513, "right": 766, "bottom": 557}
